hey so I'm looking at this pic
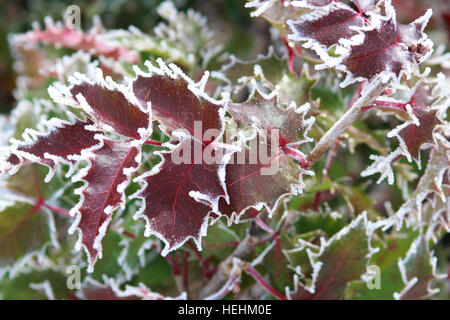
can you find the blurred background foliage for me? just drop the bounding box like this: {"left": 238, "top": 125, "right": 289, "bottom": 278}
{"left": 0, "top": 0, "right": 449, "bottom": 299}
{"left": 0, "top": 0, "right": 271, "bottom": 114}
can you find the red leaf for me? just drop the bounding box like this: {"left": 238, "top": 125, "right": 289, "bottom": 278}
{"left": 133, "top": 67, "right": 224, "bottom": 141}
{"left": 6, "top": 116, "right": 100, "bottom": 180}
{"left": 398, "top": 108, "right": 441, "bottom": 161}
{"left": 227, "top": 88, "right": 314, "bottom": 144}
{"left": 338, "top": 4, "right": 432, "bottom": 84}
{"left": 218, "top": 134, "right": 307, "bottom": 220}
{"left": 70, "top": 139, "right": 142, "bottom": 270}
{"left": 71, "top": 83, "right": 150, "bottom": 139}
{"left": 219, "top": 87, "right": 313, "bottom": 220}
{"left": 133, "top": 137, "right": 227, "bottom": 254}
{"left": 288, "top": 2, "right": 365, "bottom": 49}
{"left": 379, "top": 83, "right": 444, "bottom": 162}
{"left": 295, "top": 0, "right": 336, "bottom": 7}
{"left": 396, "top": 234, "right": 444, "bottom": 300}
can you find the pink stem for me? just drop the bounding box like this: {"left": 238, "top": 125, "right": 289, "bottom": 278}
{"left": 283, "top": 146, "right": 310, "bottom": 168}
{"left": 205, "top": 273, "right": 240, "bottom": 300}
{"left": 187, "top": 241, "right": 213, "bottom": 279}
{"left": 183, "top": 251, "right": 190, "bottom": 293}
{"left": 244, "top": 264, "right": 287, "bottom": 300}
{"left": 42, "top": 203, "right": 71, "bottom": 217}
{"left": 281, "top": 36, "right": 297, "bottom": 74}
{"left": 144, "top": 139, "right": 163, "bottom": 146}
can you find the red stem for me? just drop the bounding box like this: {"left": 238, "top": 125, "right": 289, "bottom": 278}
{"left": 312, "top": 82, "right": 364, "bottom": 210}
{"left": 144, "top": 139, "right": 163, "bottom": 146}
{"left": 243, "top": 264, "right": 287, "bottom": 300}
{"left": 281, "top": 36, "right": 297, "bottom": 74}
{"left": 166, "top": 254, "right": 182, "bottom": 276}
{"left": 362, "top": 100, "right": 408, "bottom": 112}
{"left": 187, "top": 241, "right": 213, "bottom": 279}
{"left": 283, "top": 146, "right": 310, "bottom": 168}
{"left": 183, "top": 251, "right": 190, "bottom": 293}
{"left": 42, "top": 203, "right": 71, "bottom": 216}
{"left": 255, "top": 231, "right": 280, "bottom": 246}
{"left": 122, "top": 230, "right": 136, "bottom": 239}
{"left": 205, "top": 273, "right": 240, "bottom": 300}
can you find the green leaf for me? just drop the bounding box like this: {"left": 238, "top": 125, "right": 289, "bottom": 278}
{"left": 395, "top": 233, "right": 445, "bottom": 300}
{"left": 294, "top": 210, "right": 346, "bottom": 238}
{"left": 0, "top": 269, "right": 72, "bottom": 300}
{"left": 345, "top": 229, "right": 417, "bottom": 300}
{"left": 287, "top": 212, "right": 374, "bottom": 300}
{"left": 0, "top": 202, "right": 56, "bottom": 273}
{"left": 202, "top": 218, "right": 240, "bottom": 260}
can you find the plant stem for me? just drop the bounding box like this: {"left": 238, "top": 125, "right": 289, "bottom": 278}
{"left": 307, "top": 80, "right": 386, "bottom": 165}
{"left": 183, "top": 251, "right": 190, "bottom": 294}
{"left": 204, "top": 273, "right": 240, "bottom": 300}
{"left": 243, "top": 263, "right": 287, "bottom": 300}
{"left": 144, "top": 139, "right": 162, "bottom": 146}
{"left": 187, "top": 241, "right": 213, "bottom": 280}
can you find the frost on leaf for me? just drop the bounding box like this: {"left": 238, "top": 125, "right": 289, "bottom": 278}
{"left": 288, "top": 2, "right": 366, "bottom": 51}
{"left": 397, "top": 108, "right": 442, "bottom": 161}
{"left": 361, "top": 79, "right": 448, "bottom": 184}
{"left": 154, "top": 1, "right": 222, "bottom": 69}
{"left": 4, "top": 116, "right": 101, "bottom": 181}
{"left": 70, "top": 139, "right": 142, "bottom": 270}
{"left": 78, "top": 277, "right": 187, "bottom": 300}
{"left": 287, "top": 212, "right": 375, "bottom": 300}
{"left": 0, "top": 203, "right": 56, "bottom": 272}
{"left": 386, "top": 82, "right": 446, "bottom": 163}
{"left": 10, "top": 16, "right": 139, "bottom": 63}
{"left": 289, "top": 1, "right": 433, "bottom": 86}
{"left": 335, "top": 3, "right": 433, "bottom": 86}
{"left": 394, "top": 233, "right": 445, "bottom": 300}
{"left": 245, "top": 0, "right": 278, "bottom": 18}
{"left": 227, "top": 86, "right": 314, "bottom": 144}
{"left": 71, "top": 81, "right": 150, "bottom": 139}
{"left": 218, "top": 86, "right": 314, "bottom": 221}
{"left": 218, "top": 134, "right": 308, "bottom": 221}
{"left": 0, "top": 164, "right": 60, "bottom": 277}
{"left": 131, "top": 60, "right": 230, "bottom": 255}
{"left": 292, "top": 0, "right": 376, "bottom": 10}
{"left": 133, "top": 61, "right": 224, "bottom": 139}
{"left": 133, "top": 137, "right": 228, "bottom": 255}
{"left": 385, "top": 134, "right": 450, "bottom": 231}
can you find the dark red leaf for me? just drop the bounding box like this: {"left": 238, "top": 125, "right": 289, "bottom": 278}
{"left": 7, "top": 117, "right": 100, "bottom": 178}
{"left": 298, "top": 0, "right": 375, "bottom": 11}
{"left": 71, "top": 84, "right": 150, "bottom": 139}
{"left": 70, "top": 139, "right": 141, "bottom": 269}
{"left": 396, "top": 234, "right": 443, "bottom": 300}
{"left": 133, "top": 74, "right": 223, "bottom": 141}
{"left": 288, "top": 2, "right": 365, "bottom": 48}
{"left": 218, "top": 134, "right": 305, "bottom": 220}
{"left": 340, "top": 6, "right": 432, "bottom": 83}
{"left": 134, "top": 137, "right": 227, "bottom": 253}
{"left": 398, "top": 108, "right": 441, "bottom": 161}
{"left": 228, "top": 89, "right": 313, "bottom": 144}
{"left": 300, "top": 0, "right": 336, "bottom": 6}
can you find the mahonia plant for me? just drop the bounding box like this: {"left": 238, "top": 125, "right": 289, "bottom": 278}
{"left": 0, "top": 0, "right": 449, "bottom": 300}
